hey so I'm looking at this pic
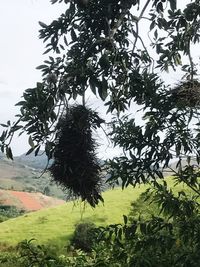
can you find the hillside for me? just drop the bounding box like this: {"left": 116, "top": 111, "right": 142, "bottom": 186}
{"left": 0, "top": 189, "right": 65, "bottom": 211}
{"left": 0, "top": 176, "right": 195, "bottom": 252}
{"left": 0, "top": 155, "right": 67, "bottom": 200}
{"left": 0, "top": 152, "right": 108, "bottom": 200}
{"left": 15, "top": 152, "right": 51, "bottom": 170}
{"left": 0, "top": 186, "right": 147, "bottom": 249}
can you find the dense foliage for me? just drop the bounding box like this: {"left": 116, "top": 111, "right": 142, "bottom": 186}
{"left": 0, "top": 205, "right": 24, "bottom": 222}
{"left": 70, "top": 221, "right": 96, "bottom": 252}
{"left": 1, "top": 0, "right": 200, "bottom": 265}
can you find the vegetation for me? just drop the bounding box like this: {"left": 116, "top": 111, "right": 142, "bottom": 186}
{"left": 1, "top": 0, "right": 200, "bottom": 265}
{"left": 0, "top": 156, "right": 67, "bottom": 199}
{"left": 48, "top": 105, "right": 104, "bottom": 206}
{"left": 0, "top": 205, "right": 25, "bottom": 223}
{"left": 0, "top": 186, "right": 145, "bottom": 247}
{"left": 70, "top": 221, "right": 96, "bottom": 252}
{"left": 0, "top": 178, "right": 199, "bottom": 266}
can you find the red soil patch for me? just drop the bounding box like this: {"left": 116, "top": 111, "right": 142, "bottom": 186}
{"left": 0, "top": 189, "right": 65, "bottom": 211}
{"left": 10, "top": 191, "right": 43, "bottom": 211}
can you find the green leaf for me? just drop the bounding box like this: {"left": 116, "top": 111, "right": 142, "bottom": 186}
{"left": 150, "top": 20, "right": 155, "bottom": 31}
{"left": 98, "top": 78, "right": 108, "bottom": 101}
{"left": 154, "top": 29, "right": 158, "bottom": 39}
{"left": 70, "top": 28, "right": 77, "bottom": 42}
{"left": 28, "top": 136, "right": 35, "bottom": 148}
{"left": 12, "top": 125, "right": 23, "bottom": 131}
{"left": 89, "top": 77, "right": 97, "bottom": 95}
{"left": 43, "top": 48, "right": 52, "bottom": 55}
{"left": 64, "top": 35, "right": 68, "bottom": 46}
{"left": 123, "top": 215, "right": 128, "bottom": 225}
{"left": 0, "top": 124, "right": 8, "bottom": 128}
{"left": 99, "top": 54, "right": 110, "bottom": 69}
{"left": 26, "top": 147, "right": 34, "bottom": 155}
{"left": 6, "top": 147, "right": 13, "bottom": 160}
{"left": 36, "top": 65, "right": 48, "bottom": 70}
{"left": 60, "top": 44, "right": 65, "bottom": 50}
{"left": 156, "top": 2, "right": 163, "bottom": 12}
{"left": 169, "top": 0, "right": 176, "bottom": 11}
{"left": 0, "top": 130, "right": 7, "bottom": 141}
{"left": 35, "top": 146, "right": 41, "bottom": 156}
{"left": 15, "top": 101, "right": 26, "bottom": 106}
{"left": 38, "top": 21, "right": 48, "bottom": 28}
{"left": 140, "top": 223, "right": 147, "bottom": 234}
{"left": 51, "top": 0, "right": 58, "bottom": 4}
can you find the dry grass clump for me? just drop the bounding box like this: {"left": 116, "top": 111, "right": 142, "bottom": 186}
{"left": 48, "top": 105, "right": 104, "bottom": 207}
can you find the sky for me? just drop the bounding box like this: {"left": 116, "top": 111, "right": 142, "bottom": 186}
{"left": 0, "top": 0, "right": 68, "bottom": 155}
{"left": 0, "top": 0, "right": 199, "bottom": 158}
{"left": 0, "top": 0, "right": 124, "bottom": 158}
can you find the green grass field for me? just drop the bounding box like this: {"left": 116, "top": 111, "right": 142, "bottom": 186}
{"left": 0, "top": 176, "right": 194, "bottom": 252}
{"left": 0, "top": 185, "right": 147, "bottom": 249}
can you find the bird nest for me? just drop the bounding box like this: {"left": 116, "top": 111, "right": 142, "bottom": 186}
{"left": 170, "top": 80, "right": 200, "bottom": 108}
{"left": 48, "top": 105, "right": 104, "bottom": 207}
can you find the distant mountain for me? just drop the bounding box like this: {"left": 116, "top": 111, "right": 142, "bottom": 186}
{"left": 0, "top": 151, "right": 108, "bottom": 199}
{"left": 0, "top": 155, "right": 67, "bottom": 200}
{"left": 164, "top": 157, "right": 199, "bottom": 175}
{"left": 15, "top": 151, "right": 51, "bottom": 170}
{"left": 0, "top": 151, "right": 5, "bottom": 159}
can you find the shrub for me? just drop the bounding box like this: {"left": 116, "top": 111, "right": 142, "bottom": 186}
{"left": 0, "top": 205, "right": 25, "bottom": 222}
{"left": 71, "top": 222, "right": 96, "bottom": 252}
{"left": 17, "top": 239, "right": 69, "bottom": 267}
{"left": 0, "top": 251, "right": 21, "bottom": 267}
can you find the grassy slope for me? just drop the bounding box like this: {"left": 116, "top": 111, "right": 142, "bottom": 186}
{"left": 0, "top": 185, "right": 147, "bottom": 249}
{"left": 1, "top": 177, "right": 191, "bottom": 250}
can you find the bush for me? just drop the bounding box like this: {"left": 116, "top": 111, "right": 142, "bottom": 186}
{"left": 0, "top": 251, "right": 21, "bottom": 267}
{"left": 71, "top": 222, "right": 96, "bottom": 252}
{"left": 17, "top": 239, "right": 69, "bottom": 267}
{"left": 129, "top": 191, "right": 161, "bottom": 221}
{"left": 0, "top": 205, "right": 25, "bottom": 222}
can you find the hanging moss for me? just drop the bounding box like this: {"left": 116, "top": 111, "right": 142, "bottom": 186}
{"left": 170, "top": 80, "right": 200, "bottom": 108}
{"left": 48, "top": 105, "right": 104, "bottom": 207}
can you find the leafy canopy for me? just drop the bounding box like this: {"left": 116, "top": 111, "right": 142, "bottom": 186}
{"left": 0, "top": 0, "right": 200, "bottom": 197}
{"left": 1, "top": 0, "right": 200, "bottom": 265}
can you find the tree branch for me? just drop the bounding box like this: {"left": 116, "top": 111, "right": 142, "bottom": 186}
{"left": 188, "top": 39, "right": 194, "bottom": 80}
{"left": 130, "top": 0, "right": 152, "bottom": 60}
{"left": 138, "top": 0, "right": 151, "bottom": 20}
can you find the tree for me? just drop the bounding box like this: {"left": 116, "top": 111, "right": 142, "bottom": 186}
{"left": 43, "top": 186, "right": 50, "bottom": 196}
{"left": 1, "top": 0, "right": 200, "bottom": 265}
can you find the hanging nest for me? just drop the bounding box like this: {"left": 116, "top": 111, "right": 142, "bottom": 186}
{"left": 170, "top": 80, "right": 200, "bottom": 108}
{"left": 48, "top": 105, "right": 105, "bottom": 207}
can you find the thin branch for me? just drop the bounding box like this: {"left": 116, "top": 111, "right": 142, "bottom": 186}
{"left": 129, "top": 0, "right": 152, "bottom": 66}
{"left": 131, "top": 22, "right": 139, "bottom": 55}
{"left": 82, "top": 92, "right": 86, "bottom": 106}
{"left": 168, "top": 166, "right": 200, "bottom": 197}
{"left": 138, "top": 0, "right": 151, "bottom": 21}
{"left": 188, "top": 39, "right": 194, "bottom": 81}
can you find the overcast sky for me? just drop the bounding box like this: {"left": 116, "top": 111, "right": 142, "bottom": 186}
{"left": 0, "top": 0, "right": 123, "bottom": 158}
{"left": 0, "top": 1, "right": 66, "bottom": 155}
{"left": 0, "top": 0, "right": 199, "bottom": 158}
